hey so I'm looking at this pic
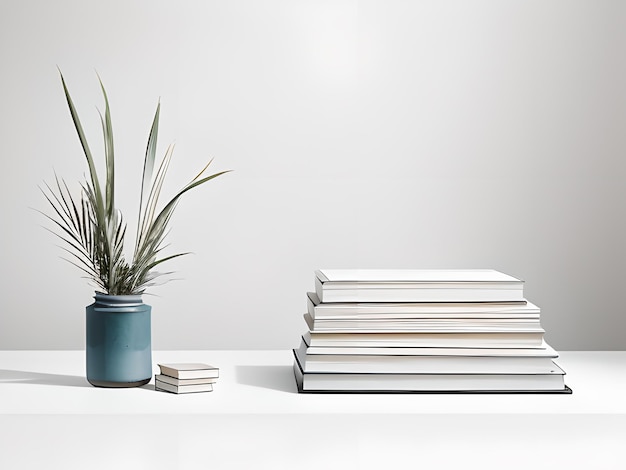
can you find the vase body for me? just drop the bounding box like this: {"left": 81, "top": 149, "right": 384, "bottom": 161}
{"left": 86, "top": 293, "right": 152, "bottom": 388}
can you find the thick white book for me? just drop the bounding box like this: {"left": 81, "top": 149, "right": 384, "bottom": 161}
{"left": 158, "top": 363, "right": 219, "bottom": 380}
{"left": 303, "top": 330, "right": 545, "bottom": 348}
{"left": 293, "top": 360, "right": 567, "bottom": 392}
{"left": 314, "top": 269, "right": 525, "bottom": 303}
{"left": 155, "top": 374, "right": 218, "bottom": 386}
{"left": 155, "top": 380, "right": 214, "bottom": 394}
{"left": 293, "top": 341, "right": 559, "bottom": 374}
{"left": 307, "top": 292, "right": 538, "bottom": 320}
{"left": 304, "top": 312, "right": 543, "bottom": 333}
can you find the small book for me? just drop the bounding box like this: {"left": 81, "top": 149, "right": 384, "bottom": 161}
{"left": 158, "top": 363, "right": 219, "bottom": 380}
{"left": 155, "top": 379, "right": 213, "bottom": 394}
{"left": 155, "top": 374, "right": 218, "bottom": 386}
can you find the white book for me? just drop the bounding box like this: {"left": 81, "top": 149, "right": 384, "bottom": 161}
{"left": 301, "top": 337, "right": 558, "bottom": 357}
{"left": 155, "top": 380, "right": 214, "bottom": 394}
{"left": 307, "top": 292, "right": 538, "bottom": 320}
{"left": 304, "top": 312, "right": 543, "bottom": 333}
{"left": 303, "top": 331, "right": 545, "bottom": 348}
{"left": 155, "top": 374, "right": 218, "bottom": 386}
{"left": 293, "top": 341, "right": 559, "bottom": 374}
{"left": 315, "top": 269, "right": 525, "bottom": 303}
{"left": 293, "top": 360, "right": 567, "bottom": 392}
{"left": 158, "top": 363, "right": 219, "bottom": 380}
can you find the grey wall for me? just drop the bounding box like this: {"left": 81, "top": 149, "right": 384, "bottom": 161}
{"left": 1, "top": 0, "right": 624, "bottom": 350}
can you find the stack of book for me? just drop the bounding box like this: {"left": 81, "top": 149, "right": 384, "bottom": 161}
{"left": 155, "top": 363, "right": 219, "bottom": 394}
{"left": 293, "top": 269, "right": 571, "bottom": 393}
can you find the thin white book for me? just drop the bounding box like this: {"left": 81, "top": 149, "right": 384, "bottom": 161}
{"left": 301, "top": 336, "right": 557, "bottom": 357}
{"left": 155, "top": 374, "right": 218, "bottom": 386}
{"left": 293, "top": 360, "right": 567, "bottom": 393}
{"left": 155, "top": 380, "right": 214, "bottom": 394}
{"left": 293, "top": 341, "right": 559, "bottom": 374}
{"left": 304, "top": 312, "right": 543, "bottom": 333}
{"left": 307, "top": 292, "right": 538, "bottom": 320}
{"left": 158, "top": 363, "right": 219, "bottom": 380}
{"left": 303, "top": 330, "right": 545, "bottom": 348}
{"left": 315, "top": 269, "right": 525, "bottom": 303}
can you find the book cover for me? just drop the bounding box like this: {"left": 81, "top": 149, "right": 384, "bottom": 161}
{"left": 314, "top": 269, "right": 525, "bottom": 303}
{"left": 307, "top": 292, "right": 537, "bottom": 319}
{"left": 155, "top": 374, "right": 218, "bottom": 386}
{"left": 301, "top": 336, "right": 559, "bottom": 357}
{"left": 303, "top": 330, "right": 545, "bottom": 348}
{"left": 155, "top": 379, "right": 214, "bottom": 394}
{"left": 293, "top": 344, "right": 560, "bottom": 374}
{"left": 304, "top": 312, "right": 544, "bottom": 333}
{"left": 316, "top": 269, "right": 523, "bottom": 284}
{"left": 158, "top": 363, "right": 219, "bottom": 380}
{"left": 293, "top": 358, "right": 572, "bottom": 394}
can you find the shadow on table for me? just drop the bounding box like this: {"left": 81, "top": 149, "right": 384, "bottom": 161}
{"left": 0, "top": 369, "right": 92, "bottom": 388}
{"left": 235, "top": 365, "right": 297, "bottom": 393}
{"left": 0, "top": 369, "right": 156, "bottom": 390}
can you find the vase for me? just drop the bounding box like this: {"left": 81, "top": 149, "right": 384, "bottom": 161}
{"left": 86, "top": 292, "right": 152, "bottom": 388}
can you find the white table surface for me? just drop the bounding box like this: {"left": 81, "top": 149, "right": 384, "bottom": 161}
{"left": 1, "top": 350, "right": 625, "bottom": 470}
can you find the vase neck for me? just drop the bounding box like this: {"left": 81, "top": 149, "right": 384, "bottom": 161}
{"left": 93, "top": 292, "right": 143, "bottom": 307}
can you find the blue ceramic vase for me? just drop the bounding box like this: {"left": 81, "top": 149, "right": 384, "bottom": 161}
{"left": 86, "top": 293, "right": 152, "bottom": 388}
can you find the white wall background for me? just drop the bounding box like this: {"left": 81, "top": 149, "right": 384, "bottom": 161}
{"left": 0, "top": 0, "right": 624, "bottom": 350}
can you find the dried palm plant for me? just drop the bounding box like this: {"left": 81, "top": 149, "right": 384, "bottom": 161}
{"left": 39, "top": 71, "right": 230, "bottom": 295}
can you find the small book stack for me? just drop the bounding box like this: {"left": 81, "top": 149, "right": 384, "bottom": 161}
{"left": 293, "top": 269, "right": 571, "bottom": 393}
{"left": 155, "top": 363, "right": 219, "bottom": 394}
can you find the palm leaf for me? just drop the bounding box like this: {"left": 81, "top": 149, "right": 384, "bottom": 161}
{"left": 136, "top": 102, "right": 160, "bottom": 255}
{"left": 96, "top": 73, "right": 115, "bottom": 220}
{"left": 58, "top": 70, "right": 104, "bottom": 217}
